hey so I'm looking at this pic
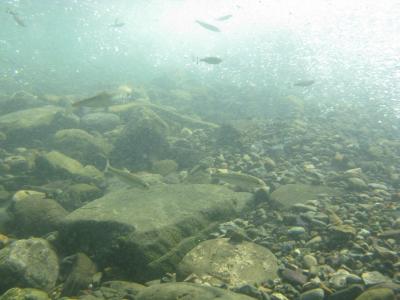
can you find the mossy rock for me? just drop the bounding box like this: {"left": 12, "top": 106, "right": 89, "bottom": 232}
{"left": 151, "top": 160, "right": 178, "bottom": 176}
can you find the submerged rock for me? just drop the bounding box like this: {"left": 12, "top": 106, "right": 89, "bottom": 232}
{"left": 60, "top": 184, "right": 253, "bottom": 281}
{"left": 177, "top": 238, "right": 278, "bottom": 286}
{"left": 35, "top": 151, "right": 104, "bottom": 185}
{"left": 0, "top": 238, "right": 59, "bottom": 293}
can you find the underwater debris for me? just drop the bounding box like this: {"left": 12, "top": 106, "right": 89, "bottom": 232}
{"left": 105, "top": 160, "right": 149, "bottom": 189}
{"left": 72, "top": 91, "right": 114, "bottom": 108}
{"left": 6, "top": 9, "right": 26, "bottom": 27}
{"left": 195, "top": 20, "right": 220, "bottom": 32}
{"left": 199, "top": 57, "right": 222, "bottom": 65}
{"left": 293, "top": 79, "right": 315, "bottom": 87}
{"left": 215, "top": 14, "right": 232, "bottom": 21}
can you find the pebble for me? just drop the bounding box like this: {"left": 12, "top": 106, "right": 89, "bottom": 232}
{"left": 303, "top": 254, "right": 318, "bottom": 269}
{"left": 299, "top": 288, "right": 324, "bottom": 300}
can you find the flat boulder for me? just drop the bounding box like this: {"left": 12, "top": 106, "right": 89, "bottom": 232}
{"left": 271, "top": 183, "right": 341, "bottom": 207}
{"left": 136, "top": 282, "right": 255, "bottom": 300}
{"left": 61, "top": 184, "right": 253, "bottom": 281}
{"left": 177, "top": 238, "right": 278, "bottom": 286}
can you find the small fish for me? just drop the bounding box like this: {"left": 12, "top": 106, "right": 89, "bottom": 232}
{"left": 110, "top": 18, "right": 125, "bottom": 28}
{"left": 72, "top": 91, "right": 114, "bottom": 108}
{"left": 105, "top": 160, "right": 149, "bottom": 189}
{"left": 6, "top": 9, "right": 26, "bottom": 27}
{"left": 199, "top": 56, "right": 222, "bottom": 64}
{"left": 293, "top": 79, "right": 315, "bottom": 87}
{"left": 195, "top": 20, "right": 220, "bottom": 32}
{"left": 215, "top": 14, "right": 232, "bottom": 21}
{"left": 212, "top": 170, "right": 266, "bottom": 191}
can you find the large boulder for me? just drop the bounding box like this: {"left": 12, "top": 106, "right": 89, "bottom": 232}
{"left": 60, "top": 184, "right": 253, "bottom": 281}
{"left": 135, "top": 282, "right": 255, "bottom": 300}
{"left": 177, "top": 238, "right": 278, "bottom": 286}
{"left": 0, "top": 238, "right": 59, "bottom": 293}
{"left": 0, "top": 106, "right": 78, "bottom": 147}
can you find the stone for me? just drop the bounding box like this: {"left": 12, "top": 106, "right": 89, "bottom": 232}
{"left": 347, "top": 177, "right": 368, "bottom": 190}
{"left": 280, "top": 268, "right": 308, "bottom": 286}
{"left": 177, "top": 238, "right": 278, "bottom": 286}
{"left": 60, "top": 184, "right": 253, "bottom": 281}
{"left": 355, "top": 288, "right": 395, "bottom": 300}
{"left": 0, "top": 238, "right": 59, "bottom": 293}
{"left": 135, "top": 282, "right": 255, "bottom": 300}
{"left": 7, "top": 193, "right": 68, "bottom": 237}
{"left": 299, "top": 288, "right": 324, "bottom": 300}
{"left": 35, "top": 151, "right": 104, "bottom": 185}
{"left": 288, "top": 226, "right": 306, "bottom": 236}
{"left": 81, "top": 112, "right": 121, "bottom": 132}
{"left": 303, "top": 254, "right": 318, "bottom": 268}
{"left": 53, "top": 129, "right": 112, "bottom": 167}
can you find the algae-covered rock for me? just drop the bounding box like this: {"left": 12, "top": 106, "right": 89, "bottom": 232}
{"left": 0, "top": 287, "right": 50, "bottom": 300}
{"left": 0, "top": 106, "right": 78, "bottom": 147}
{"left": 177, "top": 238, "right": 278, "bottom": 286}
{"left": 0, "top": 238, "right": 59, "bottom": 293}
{"left": 53, "top": 128, "right": 112, "bottom": 167}
{"left": 136, "top": 282, "right": 255, "bottom": 300}
{"left": 60, "top": 184, "right": 253, "bottom": 281}
{"left": 35, "top": 151, "right": 104, "bottom": 185}
{"left": 7, "top": 193, "right": 68, "bottom": 237}
{"left": 0, "top": 91, "right": 45, "bottom": 115}
{"left": 270, "top": 184, "right": 341, "bottom": 208}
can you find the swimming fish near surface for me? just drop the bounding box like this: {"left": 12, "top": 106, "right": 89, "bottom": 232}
{"left": 105, "top": 160, "right": 149, "bottom": 189}
{"left": 215, "top": 14, "right": 232, "bottom": 21}
{"left": 293, "top": 79, "right": 315, "bottom": 87}
{"left": 195, "top": 20, "right": 220, "bottom": 32}
{"left": 72, "top": 91, "right": 114, "bottom": 108}
{"left": 6, "top": 9, "right": 26, "bottom": 27}
{"left": 199, "top": 56, "right": 223, "bottom": 64}
{"left": 110, "top": 18, "right": 125, "bottom": 28}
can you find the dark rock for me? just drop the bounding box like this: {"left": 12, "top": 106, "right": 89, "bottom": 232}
{"left": 280, "top": 268, "right": 308, "bottom": 286}
{"left": 327, "top": 284, "right": 364, "bottom": 300}
{"left": 81, "top": 112, "right": 121, "bottom": 132}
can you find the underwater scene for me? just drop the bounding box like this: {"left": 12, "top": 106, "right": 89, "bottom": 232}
{"left": 0, "top": 0, "right": 399, "bottom": 299}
